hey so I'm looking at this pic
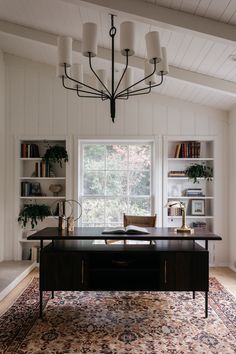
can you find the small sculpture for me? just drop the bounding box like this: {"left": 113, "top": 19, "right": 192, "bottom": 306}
{"left": 49, "top": 184, "right": 63, "bottom": 196}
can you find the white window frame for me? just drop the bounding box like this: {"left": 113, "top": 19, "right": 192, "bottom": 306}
{"left": 77, "top": 139, "right": 158, "bottom": 227}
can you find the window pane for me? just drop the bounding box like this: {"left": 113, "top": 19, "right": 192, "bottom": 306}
{"left": 83, "top": 144, "right": 105, "bottom": 170}
{"left": 128, "top": 197, "right": 151, "bottom": 215}
{"left": 83, "top": 171, "right": 105, "bottom": 195}
{"left": 106, "top": 145, "right": 128, "bottom": 170}
{"left": 106, "top": 172, "right": 127, "bottom": 196}
{"left": 129, "top": 145, "right": 151, "bottom": 170}
{"left": 129, "top": 171, "right": 150, "bottom": 196}
{"left": 82, "top": 198, "right": 105, "bottom": 224}
{"left": 105, "top": 198, "right": 127, "bottom": 224}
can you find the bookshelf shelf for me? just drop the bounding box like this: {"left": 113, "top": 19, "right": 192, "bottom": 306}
{"left": 163, "top": 136, "right": 215, "bottom": 232}
{"left": 20, "top": 196, "right": 66, "bottom": 199}
{"left": 167, "top": 196, "right": 214, "bottom": 200}
{"left": 20, "top": 177, "right": 66, "bottom": 180}
{"left": 168, "top": 158, "right": 214, "bottom": 161}
{"left": 17, "top": 137, "right": 69, "bottom": 261}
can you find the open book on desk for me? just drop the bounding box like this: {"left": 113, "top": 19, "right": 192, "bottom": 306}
{"left": 102, "top": 225, "right": 150, "bottom": 235}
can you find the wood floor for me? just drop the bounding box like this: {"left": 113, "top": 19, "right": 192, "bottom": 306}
{"left": 0, "top": 267, "right": 236, "bottom": 316}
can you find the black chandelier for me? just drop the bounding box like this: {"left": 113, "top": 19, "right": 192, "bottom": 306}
{"left": 57, "top": 15, "right": 168, "bottom": 122}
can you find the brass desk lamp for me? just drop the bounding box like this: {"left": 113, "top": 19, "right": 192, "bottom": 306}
{"left": 165, "top": 200, "right": 194, "bottom": 233}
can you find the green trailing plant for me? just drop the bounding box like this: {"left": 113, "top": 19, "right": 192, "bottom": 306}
{"left": 18, "top": 204, "right": 51, "bottom": 229}
{"left": 185, "top": 163, "right": 213, "bottom": 183}
{"left": 43, "top": 145, "right": 68, "bottom": 167}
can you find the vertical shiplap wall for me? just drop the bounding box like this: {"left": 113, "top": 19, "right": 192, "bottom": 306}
{"left": 0, "top": 50, "right": 5, "bottom": 262}
{"left": 4, "top": 54, "right": 229, "bottom": 265}
{"left": 228, "top": 108, "right": 236, "bottom": 271}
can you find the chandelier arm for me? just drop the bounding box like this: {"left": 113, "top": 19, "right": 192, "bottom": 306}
{"left": 88, "top": 54, "right": 111, "bottom": 97}
{"left": 118, "top": 85, "right": 151, "bottom": 98}
{"left": 62, "top": 76, "right": 104, "bottom": 97}
{"left": 117, "top": 71, "right": 163, "bottom": 98}
{"left": 64, "top": 64, "right": 103, "bottom": 96}
{"left": 76, "top": 85, "right": 108, "bottom": 99}
{"left": 114, "top": 49, "right": 129, "bottom": 96}
{"left": 115, "top": 59, "right": 157, "bottom": 98}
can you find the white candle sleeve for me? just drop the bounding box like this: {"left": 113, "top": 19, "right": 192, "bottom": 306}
{"left": 156, "top": 47, "right": 169, "bottom": 75}
{"left": 123, "top": 68, "right": 133, "bottom": 90}
{"left": 144, "top": 60, "right": 157, "bottom": 85}
{"left": 145, "top": 31, "right": 162, "bottom": 64}
{"left": 82, "top": 23, "right": 98, "bottom": 57}
{"left": 57, "top": 36, "right": 72, "bottom": 67}
{"left": 120, "top": 21, "right": 135, "bottom": 56}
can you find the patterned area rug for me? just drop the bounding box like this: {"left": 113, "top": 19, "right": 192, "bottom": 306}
{"left": 0, "top": 278, "right": 236, "bottom": 353}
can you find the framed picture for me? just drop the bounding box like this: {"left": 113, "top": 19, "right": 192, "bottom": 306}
{"left": 191, "top": 199, "right": 205, "bottom": 216}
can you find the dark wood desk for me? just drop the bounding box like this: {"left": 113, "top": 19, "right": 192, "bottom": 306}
{"left": 28, "top": 227, "right": 221, "bottom": 318}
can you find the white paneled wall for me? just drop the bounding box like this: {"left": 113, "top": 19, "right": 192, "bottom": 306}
{"left": 0, "top": 50, "right": 5, "bottom": 262}
{"left": 229, "top": 108, "right": 236, "bottom": 271}
{"left": 4, "top": 54, "right": 229, "bottom": 265}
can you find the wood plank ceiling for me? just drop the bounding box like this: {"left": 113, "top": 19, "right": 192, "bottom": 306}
{"left": 0, "top": 0, "right": 235, "bottom": 111}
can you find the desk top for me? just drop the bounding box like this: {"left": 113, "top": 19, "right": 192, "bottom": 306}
{"left": 27, "top": 227, "right": 222, "bottom": 241}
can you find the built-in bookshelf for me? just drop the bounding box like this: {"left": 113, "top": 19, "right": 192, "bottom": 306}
{"left": 16, "top": 137, "right": 69, "bottom": 260}
{"left": 163, "top": 136, "right": 215, "bottom": 232}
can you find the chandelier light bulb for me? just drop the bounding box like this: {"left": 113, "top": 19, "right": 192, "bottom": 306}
{"left": 144, "top": 60, "right": 157, "bottom": 85}
{"left": 120, "top": 21, "right": 135, "bottom": 56}
{"left": 82, "top": 22, "right": 98, "bottom": 57}
{"left": 123, "top": 68, "right": 134, "bottom": 90}
{"left": 57, "top": 36, "right": 72, "bottom": 67}
{"left": 156, "top": 47, "right": 169, "bottom": 75}
{"left": 145, "top": 31, "right": 162, "bottom": 64}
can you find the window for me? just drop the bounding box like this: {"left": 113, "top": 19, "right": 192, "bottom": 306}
{"left": 79, "top": 142, "right": 153, "bottom": 227}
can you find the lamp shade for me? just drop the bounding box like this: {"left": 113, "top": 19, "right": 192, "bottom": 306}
{"left": 57, "top": 36, "right": 72, "bottom": 67}
{"left": 144, "top": 60, "right": 157, "bottom": 85}
{"left": 145, "top": 31, "right": 162, "bottom": 64}
{"left": 71, "top": 63, "right": 83, "bottom": 88}
{"left": 120, "top": 21, "right": 135, "bottom": 56}
{"left": 82, "top": 22, "right": 98, "bottom": 57}
{"left": 96, "top": 69, "right": 107, "bottom": 91}
{"left": 123, "top": 68, "right": 133, "bottom": 90}
{"left": 156, "top": 47, "right": 169, "bottom": 75}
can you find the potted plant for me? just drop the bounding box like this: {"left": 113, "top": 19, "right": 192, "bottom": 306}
{"left": 185, "top": 163, "right": 213, "bottom": 183}
{"left": 43, "top": 145, "right": 68, "bottom": 167}
{"left": 18, "top": 204, "right": 51, "bottom": 229}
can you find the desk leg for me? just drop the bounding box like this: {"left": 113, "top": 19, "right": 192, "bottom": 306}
{"left": 193, "top": 291, "right": 195, "bottom": 299}
{"left": 39, "top": 290, "right": 43, "bottom": 318}
{"left": 39, "top": 240, "right": 43, "bottom": 319}
{"left": 52, "top": 291, "right": 54, "bottom": 299}
{"left": 205, "top": 291, "right": 208, "bottom": 318}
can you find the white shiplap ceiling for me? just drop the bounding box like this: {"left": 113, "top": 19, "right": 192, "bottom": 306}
{"left": 0, "top": 0, "right": 236, "bottom": 111}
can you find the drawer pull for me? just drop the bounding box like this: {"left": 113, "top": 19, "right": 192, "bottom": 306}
{"left": 112, "top": 260, "right": 133, "bottom": 267}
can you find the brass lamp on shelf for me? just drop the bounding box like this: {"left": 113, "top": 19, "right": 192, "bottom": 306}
{"left": 165, "top": 200, "right": 194, "bottom": 234}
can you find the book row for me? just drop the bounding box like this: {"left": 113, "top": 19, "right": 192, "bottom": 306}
{"left": 174, "top": 141, "right": 201, "bottom": 158}
{"left": 21, "top": 143, "right": 39, "bottom": 158}
{"left": 34, "top": 161, "right": 50, "bottom": 177}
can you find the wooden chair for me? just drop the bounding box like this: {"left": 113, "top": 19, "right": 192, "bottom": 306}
{"left": 123, "top": 214, "right": 157, "bottom": 245}
{"left": 105, "top": 214, "right": 157, "bottom": 245}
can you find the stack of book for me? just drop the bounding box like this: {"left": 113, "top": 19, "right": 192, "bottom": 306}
{"left": 21, "top": 181, "right": 32, "bottom": 196}
{"left": 168, "top": 170, "right": 186, "bottom": 177}
{"left": 185, "top": 188, "right": 204, "bottom": 197}
{"left": 192, "top": 221, "right": 207, "bottom": 230}
{"left": 174, "top": 141, "right": 201, "bottom": 158}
